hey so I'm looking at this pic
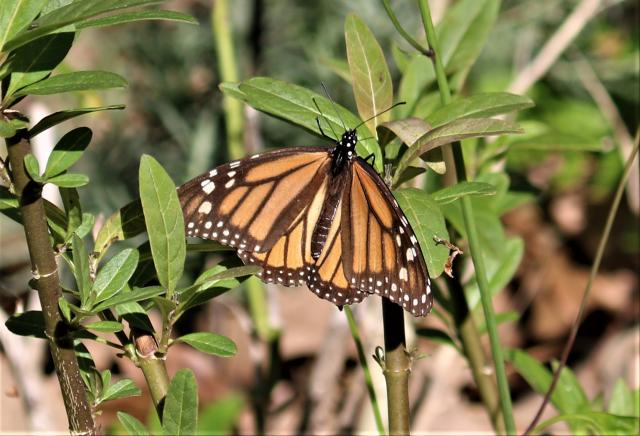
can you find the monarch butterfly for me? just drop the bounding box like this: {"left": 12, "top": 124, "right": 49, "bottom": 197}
{"left": 178, "top": 121, "right": 433, "bottom": 317}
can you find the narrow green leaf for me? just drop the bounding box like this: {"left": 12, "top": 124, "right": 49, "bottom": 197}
{"left": 398, "top": 54, "right": 434, "bottom": 117}
{"left": 92, "top": 248, "right": 139, "bottom": 303}
{"left": 116, "top": 301, "right": 155, "bottom": 333}
{"left": 218, "top": 81, "right": 246, "bottom": 101}
{"left": 477, "top": 311, "right": 520, "bottom": 335}
{"left": 94, "top": 199, "right": 146, "bottom": 259}
{"left": 426, "top": 93, "right": 534, "bottom": 128}
{"left": 344, "top": 13, "right": 393, "bottom": 134}
{"left": 14, "top": 71, "right": 127, "bottom": 97}
{"left": 28, "top": 105, "right": 125, "bottom": 138}
{"left": 74, "top": 212, "right": 96, "bottom": 238}
{"left": 101, "top": 379, "right": 141, "bottom": 402}
{"left": 117, "top": 411, "right": 151, "bottom": 436}
{"left": 609, "top": 379, "right": 635, "bottom": 416}
{"left": 60, "top": 187, "right": 82, "bottom": 242}
{"left": 84, "top": 320, "right": 123, "bottom": 332}
{"left": 44, "top": 127, "right": 92, "bottom": 177}
{"left": 23, "top": 154, "right": 41, "bottom": 180}
{"left": 139, "top": 155, "right": 185, "bottom": 296}
{"left": 163, "top": 369, "right": 198, "bottom": 435}
{"left": 0, "top": 117, "right": 28, "bottom": 137}
{"left": 46, "top": 172, "right": 89, "bottom": 187}
{"left": 416, "top": 327, "right": 459, "bottom": 349}
{"left": 238, "top": 77, "right": 381, "bottom": 172}
{"left": 0, "top": 0, "right": 47, "bottom": 52}
{"left": 73, "top": 235, "right": 92, "bottom": 308}
{"left": 533, "top": 412, "right": 638, "bottom": 436}
{"left": 76, "top": 10, "right": 197, "bottom": 29}
{"left": 58, "top": 297, "right": 72, "bottom": 322}
{"left": 4, "top": 32, "right": 75, "bottom": 100}
{"left": 393, "top": 189, "right": 449, "bottom": 278}
{"left": 378, "top": 117, "right": 430, "bottom": 149}
{"left": 197, "top": 393, "right": 244, "bottom": 435}
{"left": 175, "top": 332, "right": 237, "bottom": 357}
{"left": 100, "top": 370, "right": 112, "bottom": 398}
{"left": 432, "top": 181, "right": 497, "bottom": 205}
{"left": 394, "top": 118, "right": 523, "bottom": 184}
{"left": 5, "top": 311, "right": 46, "bottom": 338}
{"left": 91, "top": 286, "right": 164, "bottom": 312}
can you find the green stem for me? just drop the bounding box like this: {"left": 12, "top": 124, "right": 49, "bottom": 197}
{"left": 417, "top": 1, "right": 516, "bottom": 434}
{"left": 381, "top": 0, "right": 431, "bottom": 56}
{"left": 212, "top": 0, "right": 244, "bottom": 160}
{"left": 5, "top": 120, "right": 95, "bottom": 435}
{"left": 524, "top": 131, "right": 640, "bottom": 434}
{"left": 344, "top": 307, "right": 385, "bottom": 435}
{"left": 381, "top": 299, "right": 410, "bottom": 435}
{"left": 134, "top": 330, "right": 171, "bottom": 418}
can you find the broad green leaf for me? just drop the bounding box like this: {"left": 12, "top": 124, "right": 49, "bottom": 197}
{"left": 344, "top": 13, "right": 393, "bottom": 134}
{"left": 75, "top": 343, "right": 99, "bottom": 401}
{"left": 84, "top": 320, "right": 123, "bottom": 332}
{"left": 609, "top": 379, "right": 635, "bottom": 416}
{"left": 432, "top": 181, "right": 497, "bottom": 205}
{"left": 28, "top": 105, "right": 125, "bottom": 138}
{"left": 94, "top": 199, "right": 146, "bottom": 260}
{"left": 23, "top": 154, "right": 41, "bottom": 180}
{"left": 74, "top": 212, "right": 95, "bottom": 238}
{"left": 218, "top": 81, "right": 246, "bottom": 101}
{"left": 238, "top": 77, "right": 381, "bottom": 172}
{"left": 46, "top": 172, "right": 89, "bottom": 187}
{"left": 73, "top": 235, "right": 92, "bottom": 308}
{"left": 0, "top": 117, "right": 28, "bottom": 137}
{"left": 197, "top": 393, "right": 244, "bottom": 435}
{"left": 101, "top": 379, "right": 141, "bottom": 402}
{"left": 100, "top": 370, "right": 112, "bottom": 398}
{"left": 3, "top": 0, "right": 162, "bottom": 52}
{"left": 117, "top": 412, "right": 150, "bottom": 436}
{"left": 0, "top": 0, "right": 47, "bottom": 52}
{"left": 5, "top": 311, "right": 46, "bottom": 338}
{"left": 318, "top": 56, "right": 352, "bottom": 85}
{"left": 163, "top": 369, "right": 198, "bottom": 436}
{"left": 393, "top": 189, "right": 449, "bottom": 278}
{"left": 436, "top": 0, "right": 487, "bottom": 70}
{"left": 533, "top": 412, "right": 638, "bottom": 436}
{"left": 44, "top": 127, "right": 92, "bottom": 177}
{"left": 378, "top": 117, "right": 430, "bottom": 149}
{"left": 394, "top": 118, "right": 523, "bottom": 184}
{"left": 393, "top": 166, "right": 426, "bottom": 187}
{"left": 4, "top": 32, "right": 74, "bottom": 100}
{"left": 175, "top": 332, "right": 237, "bottom": 357}
{"left": 398, "top": 54, "right": 434, "bottom": 117}
{"left": 92, "top": 248, "right": 139, "bottom": 303}
{"left": 139, "top": 155, "right": 185, "bottom": 295}
{"left": 76, "top": 10, "right": 197, "bottom": 29}
{"left": 426, "top": 93, "right": 534, "bottom": 128}
{"left": 14, "top": 71, "right": 127, "bottom": 97}
{"left": 91, "top": 286, "right": 164, "bottom": 312}
{"left": 116, "top": 301, "right": 155, "bottom": 333}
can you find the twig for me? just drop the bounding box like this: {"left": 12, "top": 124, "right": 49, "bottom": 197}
{"left": 508, "top": 0, "right": 603, "bottom": 94}
{"left": 381, "top": 0, "right": 433, "bottom": 57}
{"left": 523, "top": 130, "right": 640, "bottom": 435}
{"left": 4, "top": 119, "right": 95, "bottom": 435}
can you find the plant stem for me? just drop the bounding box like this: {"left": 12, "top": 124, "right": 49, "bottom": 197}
{"left": 344, "top": 307, "right": 385, "bottom": 435}
{"left": 524, "top": 131, "right": 640, "bottom": 434}
{"left": 381, "top": 299, "right": 410, "bottom": 435}
{"left": 417, "top": 1, "right": 517, "bottom": 433}
{"left": 5, "top": 121, "right": 95, "bottom": 435}
{"left": 212, "top": 0, "right": 244, "bottom": 160}
{"left": 134, "top": 330, "right": 171, "bottom": 418}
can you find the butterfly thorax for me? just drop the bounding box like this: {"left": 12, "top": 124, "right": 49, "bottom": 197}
{"left": 330, "top": 129, "right": 357, "bottom": 175}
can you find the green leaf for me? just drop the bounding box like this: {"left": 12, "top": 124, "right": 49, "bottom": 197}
{"left": 60, "top": 187, "right": 82, "bottom": 242}
{"left": 432, "top": 182, "right": 497, "bottom": 205}
{"left": 238, "top": 77, "right": 381, "bottom": 172}
{"left": 46, "top": 172, "right": 89, "bottom": 187}
{"left": 117, "top": 412, "right": 150, "bottom": 436}
{"left": 219, "top": 81, "right": 246, "bottom": 101}
{"left": 4, "top": 32, "right": 75, "bottom": 101}
{"left": 76, "top": 10, "right": 197, "bottom": 29}
{"left": 344, "top": 13, "right": 393, "bottom": 134}
{"left": 378, "top": 117, "right": 431, "bottom": 149}
{"left": 14, "top": 71, "right": 127, "bottom": 97}
{"left": 0, "top": 117, "right": 28, "bottom": 137}
{"left": 533, "top": 412, "right": 638, "bottom": 436}
{"left": 116, "top": 301, "right": 155, "bottom": 333}
{"left": 139, "top": 155, "right": 185, "bottom": 295}
{"left": 477, "top": 311, "right": 520, "bottom": 335}
{"left": 73, "top": 235, "right": 92, "bottom": 308}
{"left": 197, "top": 393, "right": 244, "bottom": 435}
{"left": 92, "top": 248, "right": 139, "bottom": 303}
{"left": 416, "top": 327, "right": 459, "bottom": 350}
{"left": 5, "top": 311, "right": 46, "bottom": 338}
{"left": 101, "top": 379, "right": 141, "bottom": 402}
{"left": 175, "top": 332, "right": 237, "bottom": 357}
{"left": 163, "top": 369, "right": 198, "bottom": 436}
{"left": 28, "top": 105, "right": 125, "bottom": 138}
{"left": 84, "top": 320, "right": 123, "bottom": 332}
{"left": 3, "top": 0, "right": 162, "bottom": 52}
{"left": 609, "top": 379, "right": 635, "bottom": 416}
{"left": 0, "top": 0, "right": 47, "bottom": 52}
{"left": 426, "top": 93, "right": 534, "bottom": 128}
{"left": 58, "top": 297, "right": 72, "bottom": 322}
{"left": 44, "top": 127, "right": 92, "bottom": 177}
{"left": 91, "top": 286, "right": 164, "bottom": 312}
{"left": 74, "top": 212, "right": 96, "bottom": 238}
{"left": 23, "top": 154, "right": 41, "bottom": 180}
{"left": 94, "top": 199, "right": 146, "bottom": 259}
{"left": 394, "top": 118, "right": 523, "bottom": 185}
{"left": 393, "top": 189, "right": 449, "bottom": 278}
{"left": 398, "top": 54, "right": 434, "bottom": 117}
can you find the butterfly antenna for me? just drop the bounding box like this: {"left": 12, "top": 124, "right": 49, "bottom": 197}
{"left": 354, "top": 101, "right": 406, "bottom": 130}
{"left": 313, "top": 97, "right": 339, "bottom": 140}
{"left": 321, "top": 82, "right": 347, "bottom": 132}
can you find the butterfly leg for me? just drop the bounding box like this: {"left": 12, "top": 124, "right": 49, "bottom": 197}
{"left": 316, "top": 117, "right": 326, "bottom": 138}
{"left": 363, "top": 153, "right": 376, "bottom": 167}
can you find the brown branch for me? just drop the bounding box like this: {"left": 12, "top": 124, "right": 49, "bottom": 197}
{"left": 4, "top": 117, "right": 95, "bottom": 435}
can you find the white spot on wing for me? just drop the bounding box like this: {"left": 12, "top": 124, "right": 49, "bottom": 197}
{"left": 399, "top": 267, "right": 408, "bottom": 281}
{"left": 225, "top": 179, "right": 235, "bottom": 188}
{"left": 198, "top": 201, "right": 212, "bottom": 214}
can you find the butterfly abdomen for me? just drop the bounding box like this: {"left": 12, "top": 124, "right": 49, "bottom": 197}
{"left": 311, "top": 166, "right": 349, "bottom": 259}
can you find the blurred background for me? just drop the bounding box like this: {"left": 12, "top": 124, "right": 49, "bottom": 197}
{"left": 1, "top": 0, "right": 638, "bottom": 433}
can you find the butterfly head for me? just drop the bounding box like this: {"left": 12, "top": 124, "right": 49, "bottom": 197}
{"left": 340, "top": 129, "right": 358, "bottom": 151}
